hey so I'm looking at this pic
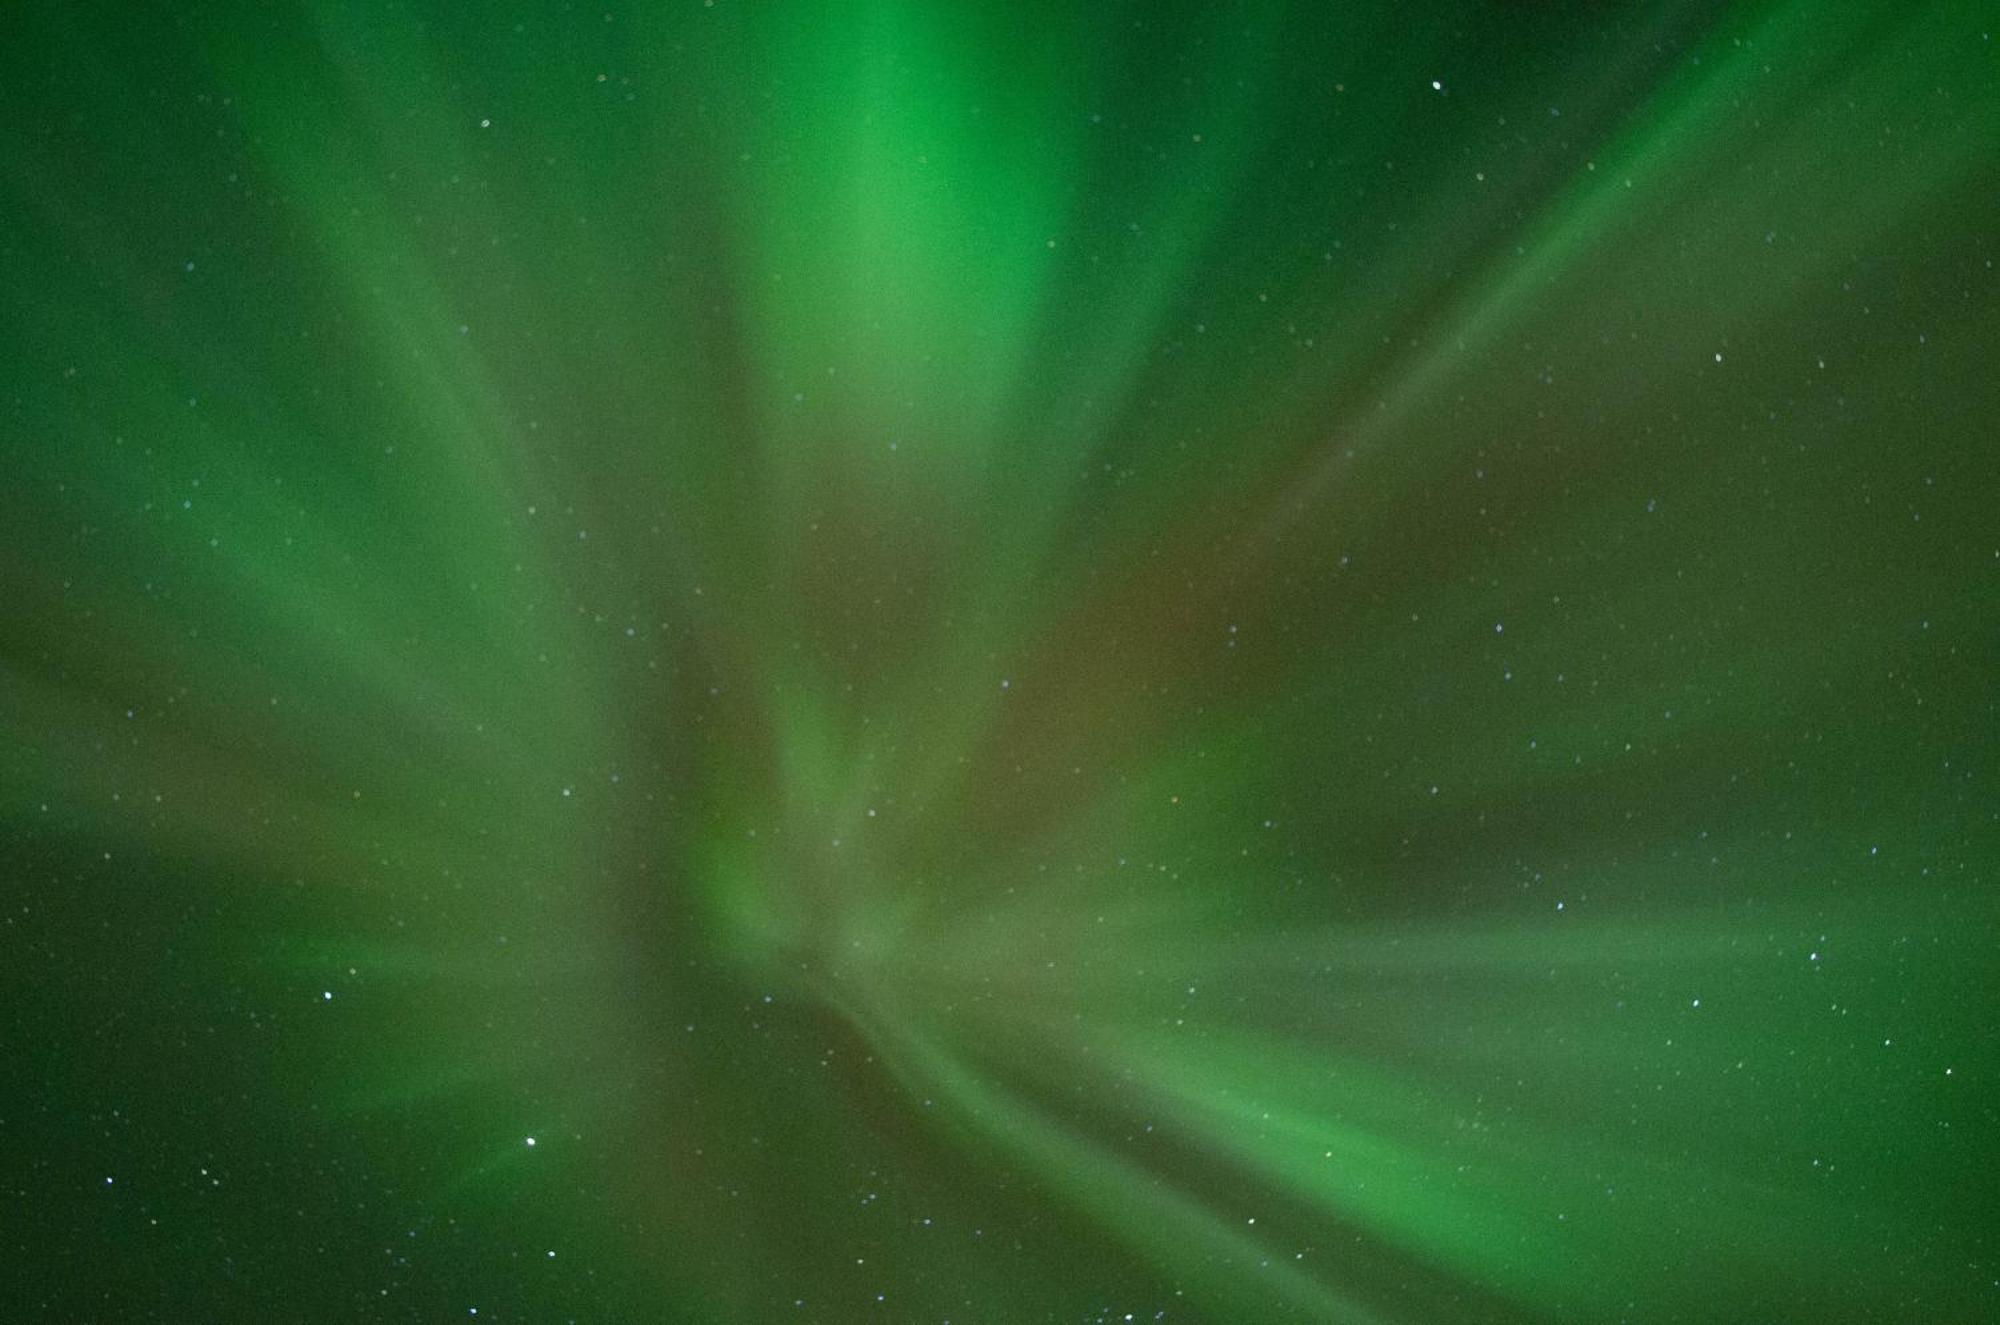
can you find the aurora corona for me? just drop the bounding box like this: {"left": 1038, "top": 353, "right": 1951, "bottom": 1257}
{"left": 3, "top": 2, "right": 1996, "bottom": 1321}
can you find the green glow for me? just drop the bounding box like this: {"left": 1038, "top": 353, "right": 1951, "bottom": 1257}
{"left": 4, "top": 1, "right": 1995, "bottom": 1320}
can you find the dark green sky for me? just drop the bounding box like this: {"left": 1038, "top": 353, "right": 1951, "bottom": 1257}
{"left": 3, "top": 1, "right": 1996, "bottom": 1321}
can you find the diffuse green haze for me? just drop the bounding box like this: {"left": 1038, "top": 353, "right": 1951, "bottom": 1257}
{"left": 2, "top": 0, "right": 1995, "bottom": 1321}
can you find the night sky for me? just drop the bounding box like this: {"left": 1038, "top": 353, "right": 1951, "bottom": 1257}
{"left": 3, "top": 2, "right": 1997, "bottom": 1322}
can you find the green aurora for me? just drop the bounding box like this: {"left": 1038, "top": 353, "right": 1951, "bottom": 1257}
{"left": 3, "top": 1, "right": 1997, "bottom": 1321}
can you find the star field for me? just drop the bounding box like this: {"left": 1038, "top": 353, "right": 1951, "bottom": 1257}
{"left": 3, "top": 2, "right": 1997, "bottom": 1321}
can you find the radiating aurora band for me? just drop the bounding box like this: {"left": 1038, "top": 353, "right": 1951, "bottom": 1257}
{"left": 3, "top": 1, "right": 1996, "bottom": 1321}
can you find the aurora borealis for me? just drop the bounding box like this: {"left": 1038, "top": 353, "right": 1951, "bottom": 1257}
{"left": 4, "top": 0, "right": 1998, "bottom": 1319}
